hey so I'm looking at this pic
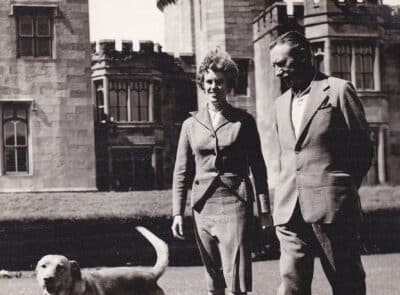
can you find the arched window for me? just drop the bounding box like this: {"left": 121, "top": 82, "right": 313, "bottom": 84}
{"left": 3, "top": 104, "right": 29, "bottom": 173}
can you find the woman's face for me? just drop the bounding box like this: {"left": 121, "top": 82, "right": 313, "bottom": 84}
{"left": 203, "top": 69, "right": 229, "bottom": 104}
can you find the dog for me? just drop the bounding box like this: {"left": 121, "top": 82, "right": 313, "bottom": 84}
{"left": 36, "top": 226, "right": 168, "bottom": 295}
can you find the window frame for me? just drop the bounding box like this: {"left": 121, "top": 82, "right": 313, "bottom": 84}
{"left": 107, "top": 79, "right": 155, "bottom": 123}
{"left": 0, "top": 103, "right": 31, "bottom": 176}
{"left": 13, "top": 6, "right": 55, "bottom": 59}
{"left": 233, "top": 58, "right": 250, "bottom": 97}
{"left": 329, "top": 39, "right": 379, "bottom": 91}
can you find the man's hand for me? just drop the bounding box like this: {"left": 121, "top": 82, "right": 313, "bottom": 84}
{"left": 259, "top": 212, "right": 273, "bottom": 230}
{"left": 171, "top": 215, "right": 185, "bottom": 240}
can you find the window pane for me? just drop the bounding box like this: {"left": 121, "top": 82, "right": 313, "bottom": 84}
{"left": 235, "top": 59, "right": 249, "bottom": 95}
{"left": 4, "top": 122, "right": 15, "bottom": 146}
{"left": 36, "top": 38, "right": 51, "bottom": 57}
{"left": 19, "top": 38, "right": 34, "bottom": 56}
{"left": 3, "top": 108, "right": 14, "bottom": 120}
{"left": 364, "top": 54, "right": 373, "bottom": 72}
{"left": 109, "top": 90, "right": 118, "bottom": 120}
{"left": 140, "top": 105, "right": 148, "bottom": 121}
{"left": 5, "top": 148, "right": 16, "bottom": 172}
{"left": 16, "top": 108, "right": 27, "bottom": 120}
{"left": 355, "top": 44, "right": 375, "bottom": 89}
{"left": 118, "top": 90, "right": 128, "bottom": 121}
{"left": 17, "top": 147, "right": 28, "bottom": 172}
{"left": 140, "top": 89, "right": 149, "bottom": 108}
{"left": 19, "top": 15, "right": 34, "bottom": 36}
{"left": 96, "top": 88, "right": 105, "bottom": 121}
{"left": 364, "top": 74, "right": 373, "bottom": 90}
{"left": 16, "top": 121, "right": 27, "bottom": 146}
{"left": 153, "top": 83, "right": 161, "bottom": 122}
{"left": 3, "top": 104, "right": 29, "bottom": 173}
{"left": 131, "top": 90, "right": 139, "bottom": 121}
{"left": 331, "top": 43, "right": 351, "bottom": 81}
{"left": 36, "top": 16, "right": 51, "bottom": 36}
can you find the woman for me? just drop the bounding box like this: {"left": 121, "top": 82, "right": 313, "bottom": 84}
{"left": 171, "top": 50, "right": 272, "bottom": 295}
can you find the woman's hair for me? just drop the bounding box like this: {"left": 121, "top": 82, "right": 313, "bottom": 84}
{"left": 197, "top": 49, "right": 239, "bottom": 91}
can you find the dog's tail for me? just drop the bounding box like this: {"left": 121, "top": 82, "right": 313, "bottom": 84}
{"left": 135, "top": 226, "right": 169, "bottom": 280}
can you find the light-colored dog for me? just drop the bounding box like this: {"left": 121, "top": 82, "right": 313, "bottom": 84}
{"left": 36, "top": 226, "right": 168, "bottom": 295}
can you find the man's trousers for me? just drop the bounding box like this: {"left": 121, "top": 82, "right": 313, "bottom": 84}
{"left": 276, "top": 204, "right": 366, "bottom": 295}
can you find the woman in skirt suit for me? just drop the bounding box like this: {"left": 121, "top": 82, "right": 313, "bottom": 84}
{"left": 171, "top": 49, "right": 273, "bottom": 295}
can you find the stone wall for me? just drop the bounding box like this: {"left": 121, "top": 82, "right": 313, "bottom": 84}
{"left": 0, "top": 0, "right": 96, "bottom": 191}
{"left": 382, "top": 40, "right": 400, "bottom": 184}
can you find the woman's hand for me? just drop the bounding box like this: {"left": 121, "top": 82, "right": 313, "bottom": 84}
{"left": 171, "top": 215, "right": 185, "bottom": 240}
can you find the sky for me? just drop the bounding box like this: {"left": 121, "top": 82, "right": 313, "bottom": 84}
{"left": 88, "top": 0, "right": 164, "bottom": 47}
{"left": 88, "top": 0, "right": 400, "bottom": 48}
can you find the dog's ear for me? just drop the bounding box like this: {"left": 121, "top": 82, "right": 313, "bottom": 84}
{"left": 69, "top": 260, "right": 82, "bottom": 281}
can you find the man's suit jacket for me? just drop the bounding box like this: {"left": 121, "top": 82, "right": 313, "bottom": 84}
{"left": 273, "top": 72, "right": 373, "bottom": 225}
{"left": 172, "top": 104, "right": 268, "bottom": 216}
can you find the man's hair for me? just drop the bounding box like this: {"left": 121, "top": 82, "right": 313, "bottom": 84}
{"left": 197, "top": 49, "right": 239, "bottom": 91}
{"left": 269, "top": 31, "right": 312, "bottom": 63}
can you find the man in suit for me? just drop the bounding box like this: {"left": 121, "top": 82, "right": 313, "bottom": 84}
{"left": 269, "top": 31, "right": 373, "bottom": 295}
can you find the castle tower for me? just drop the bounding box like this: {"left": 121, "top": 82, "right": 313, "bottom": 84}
{"left": 254, "top": 0, "right": 400, "bottom": 186}
{"left": 158, "top": 0, "right": 265, "bottom": 117}
{"left": 303, "top": 0, "right": 390, "bottom": 184}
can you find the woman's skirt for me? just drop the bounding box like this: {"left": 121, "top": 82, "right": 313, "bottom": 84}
{"left": 192, "top": 178, "right": 253, "bottom": 293}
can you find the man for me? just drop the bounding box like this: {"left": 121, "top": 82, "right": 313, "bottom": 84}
{"left": 269, "top": 31, "right": 373, "bottom": 295}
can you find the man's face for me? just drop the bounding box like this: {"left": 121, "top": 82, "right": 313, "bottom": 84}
{"left": 270, "top": 43, "right": 300, "bottom": 87}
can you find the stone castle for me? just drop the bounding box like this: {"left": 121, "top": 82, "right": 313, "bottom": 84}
{"left": 158, "top": 0, "right": 400, "bottom": 186}
{"left": 0, "top": 0, "right": 399, "bottom": 192}
{"left": 0, "top": 0, "right": 95, "bottom": 192}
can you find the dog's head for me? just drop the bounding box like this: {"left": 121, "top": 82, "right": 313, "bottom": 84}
{"left": 36, "top": 255, "right": 81, "bottom": 295}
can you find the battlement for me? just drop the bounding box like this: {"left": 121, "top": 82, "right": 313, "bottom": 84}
{"left": 253, "top": 1, "right": 304, "bottom": 42}
{"left": 91, "top": 39, "right": 163, "bottom": 55}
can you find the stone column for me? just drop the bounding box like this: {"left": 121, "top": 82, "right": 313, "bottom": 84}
{"left": 103, "top": 77, "right": 109, "bottom": 116}
{"left": 324, "top": 38, "right": 331, "bottom": 75}
{"left": 374, "top": 42, "right": 381, "bottom": 91}
{"left": 377, "top": 125, "right": 387, "bottom": 184}
{"left": 351, "top": 44, "right": 356, "bottom": 85}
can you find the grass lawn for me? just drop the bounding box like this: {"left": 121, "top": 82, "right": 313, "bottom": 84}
{"left": 0, "top": 185, "right": 398, "bottom": 221}
{"left": 2, "top": 253, "right": 399, "bottom": 295}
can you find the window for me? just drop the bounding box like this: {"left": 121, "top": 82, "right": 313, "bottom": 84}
{"left": 108, "top": 80, "right": 154, "bottom": 122}
{"left": 111, "top": 148, "right": 154, "bottom": 191}
{"left": 2, "top": 104, "right": 29, "bottom": 174}
{"left": 94, "top": 80, "right": 106, "bottom": 122}
{"left": 311, "top": 42, "right": 325, "bottom": 73}
{"left": 109, "top": 81, "right": 128, "bottom": 121}
{"left": 355, "top": 43, "right": 374, "bottom": 90}
{"left": 331, "top": 41, "right": 377, "bottom": 90}
{"left": 15, "top": 7, "right": 53, "bottom": 58}
{"left": 234, "top": 59, "right": 249, "bottom": 96}
{"left": 331, "top": 43, "right": 352, "bottom": 82}
{"left": 153, "top": 82, "right": 162, "bottom": 122}
{"left": 130, "top": 81, "right": 149, "bottom": 121}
